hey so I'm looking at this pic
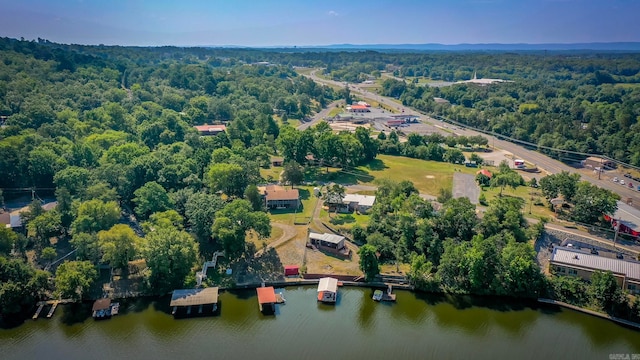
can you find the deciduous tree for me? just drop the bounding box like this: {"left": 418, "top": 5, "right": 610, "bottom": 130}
{"left": 55, "top": 260, "right": 97, "bottom": 300}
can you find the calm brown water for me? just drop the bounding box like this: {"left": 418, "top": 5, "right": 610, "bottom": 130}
{"left": 1, "top": 286, "right": 639, "bottom": 360}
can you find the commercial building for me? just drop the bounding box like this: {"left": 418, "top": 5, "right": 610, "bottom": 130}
{"left": 550, "top": 247, "right": 640, "bottom": 294}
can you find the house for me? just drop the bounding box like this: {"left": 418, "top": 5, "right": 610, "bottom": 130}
{"left": 308, "top": 232, "right": 350, "bottom": 257}
{"left": 434, "top": 97, "right": 450, "bottom": 104}
{"left": 550, "top": 247, "right": 640, "bottom": 294}
{"left": 356, "top": 101, "right": 371, "bottom": 107}
{"left": 271, "top": 157, "right": 284, "bottom": 167}
{"left": 582, "top": 156, "right": 616, "bottom": 170}
{"left": 347, "top": 105, "right": 371, "bottom": 113}
{"left": 256, "top": 286, "right": 277, "bottom": 314}
{"left": 317, "top": 277, "right": 338, "bottom": 303}
{"left": 3, "top": 201, "right": 58, "bottom": 229}
{"left": 342, "top": 194, "right": 376, "bottom": 213}
{"left": 170, "top": 287, "right": 219, "bottom": 317}
{"left": 194, "top": 124, "right": 226, "bottom": 136}
{"left": 261, "top": 185, "right": 300, "bottom": 210}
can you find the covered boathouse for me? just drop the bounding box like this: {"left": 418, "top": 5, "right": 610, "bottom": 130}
{"left": 256, "top": 286, "right": 277, "bottom": 314}
{"left": 317, "top": 277, "right": 338, "bottom": 303}
{"left": 170, "top": 287, "right": 219, "bottom": 318}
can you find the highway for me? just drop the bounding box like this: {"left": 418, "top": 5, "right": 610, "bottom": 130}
{"left": 301, "top": 68, "right": 640, "bottom": 228}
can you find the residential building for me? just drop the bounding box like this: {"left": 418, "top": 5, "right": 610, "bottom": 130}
{"left": 260, "top": 185, "right": 300, "bottom": 209}
{"left": 271, "top": 157, "right": 284, "bottom": 167}
{"left": 342, "top": 194, "right": 376, "bottom": 213}
{"left": 550, "top": 247, "right": 640, "bottom": 294}
{"left": 194, "top": 124, "right": 226, "bottom": 136}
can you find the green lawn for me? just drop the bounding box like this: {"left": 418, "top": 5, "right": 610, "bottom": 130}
{"left": 306, "top": 155, "right": 478, "bottom": 196}
{"left": 328, "top": 108, "right": 342, "bottom": 117}
{"left": 480, "top": 185, "right": 554, "bottom": 220}
{"left": 268, "top": 186, "right": 317, "bottom": 225}
{"left": 260, "top": 166, "right": 282, "bottom": 182}
{"left": 319, "top": 208, "right": 370, "bottom": 230}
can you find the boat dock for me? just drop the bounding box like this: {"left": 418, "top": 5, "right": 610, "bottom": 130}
{"left": 381, "top": 285, "right": 397, "bottom": 302}
{"left": 33, "top": 299, "right": 74, "bottom": 320}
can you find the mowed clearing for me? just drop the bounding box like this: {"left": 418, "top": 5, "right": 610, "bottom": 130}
{"left": 339, "top": 155, "right": 479, "bottom": 196}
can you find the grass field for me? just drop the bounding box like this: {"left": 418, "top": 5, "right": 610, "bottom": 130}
{"left": 328, "top": 107, "right": 342, "bottom": 117}
{"left": 260, "top": 166, "right": 282, "bottom": 182}
{"left": 480, "top": 185, "right": 554, "bottom": 220}
{"left": 306, "top": 155, "right": 478, "bottom": 196}
{"left": 319, "top": 208, "right": 370, "bottom": 231}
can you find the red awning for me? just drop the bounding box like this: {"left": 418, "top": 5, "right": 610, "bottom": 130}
{"left": 284, "top": 265, "right": 299, "bottom": 275}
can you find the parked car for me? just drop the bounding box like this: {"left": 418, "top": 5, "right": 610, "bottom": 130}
{"left": 620, "top": 180, "right": 625, "bottom": 185}
{"left": 624, "top": 173, "right": 632, "bottom": 178}
{"left": 629, "top": 182, "right": 634, "bottom": 188}
{"left": 590, "top": 248, "right": 598, "bottom": 255}
{"left": 616, "top": 253, "right": 624, "bottom": 259}
{"left": 613, "top": 177, "right": 619, "bottom": 182}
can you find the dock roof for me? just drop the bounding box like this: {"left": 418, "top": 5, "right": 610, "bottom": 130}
{"left": 317, "top": 277, "right": 338, "bottom": 293}
{"left": 551, "top": 248, "right": 640, "bottom": 281}
{"left": 170, "top": 287, "right": 219, "bottom": 307}
{"left": 256, "top": 286, "right": 277, "bottom": 304}
{"left": 92, "top": 298, "right": 111, "bottom": 311}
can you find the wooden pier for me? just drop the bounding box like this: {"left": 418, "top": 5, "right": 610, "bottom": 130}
{"left": 32, "top": 299, "right": 74, "bottom": 320}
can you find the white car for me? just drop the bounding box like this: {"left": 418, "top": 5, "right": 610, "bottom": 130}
{"left": 620, "top": 180, "right": 625, "bottom": 185}
{"left": 613, "top": 177, "right": 618, "bottom": 182}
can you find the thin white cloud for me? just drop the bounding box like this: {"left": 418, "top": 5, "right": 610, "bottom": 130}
{"left": 327, "top": 10, "right": 339, "bottom": 17}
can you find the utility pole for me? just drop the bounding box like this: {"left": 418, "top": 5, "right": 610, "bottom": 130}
{"left": 613, "top": 218, "right": 620, "bottom": 249}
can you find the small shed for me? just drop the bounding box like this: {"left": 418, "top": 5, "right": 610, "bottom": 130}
{"left": 271, "top": 157, "right": 284, "bottom": 167}
{"left": 256, "top": 286, "right": 277, "bottom": 314}
{"left": 284, "top": 265, "right": 299, "bottom": 276}
{"left": 476, "top": 169, "right": 492, "bottom": 179}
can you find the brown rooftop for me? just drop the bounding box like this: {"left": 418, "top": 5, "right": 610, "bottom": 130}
{"left": 92, "top": 298, "right": 111, "bottom": 311}
{"left": 265, "top": 188, "right": 299, "bottom": 201}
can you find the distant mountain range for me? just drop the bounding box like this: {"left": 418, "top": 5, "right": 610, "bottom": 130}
{"left": 286, "top": 42, "right": 640, "bottom": 52}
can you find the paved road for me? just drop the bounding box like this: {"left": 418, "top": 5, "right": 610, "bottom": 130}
{"left": 297, "top": 100, "right": 340, "bottom": 131}
{"left": 302, "top": 68, "right": 640, "bottom": 228}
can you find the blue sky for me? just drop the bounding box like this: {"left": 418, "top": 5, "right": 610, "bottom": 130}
{"left": 0, "top": 0, "right": 638, "bottom": 46}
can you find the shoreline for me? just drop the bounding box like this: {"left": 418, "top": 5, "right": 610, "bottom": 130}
{"left": 538, "top": 298, "right": 640, "bottom": 330}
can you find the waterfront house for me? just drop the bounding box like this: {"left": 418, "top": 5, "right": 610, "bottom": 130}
{"left": 317, "top": 277, "right": 338, "bottom": 303}
{"left": 170, "top": 287, "right": 219, "bottom": 317}
{"left": 257, "top": 286, "right": 277, "bottom": 314}
{"left": 550, "top": 247, "right": 640, "bottom": 294}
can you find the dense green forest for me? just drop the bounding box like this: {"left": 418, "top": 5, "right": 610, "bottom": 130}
{"left": 0, "top": 38, "right": 637, "bottom": 323}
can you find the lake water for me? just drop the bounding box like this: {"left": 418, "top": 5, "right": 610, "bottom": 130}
{"left": 2, "top": 286, "right": 639, "bottom": 360}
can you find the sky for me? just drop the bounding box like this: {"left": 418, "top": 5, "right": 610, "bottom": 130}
{"left": 0, "top": 0, "right": 639, "bottom": 47}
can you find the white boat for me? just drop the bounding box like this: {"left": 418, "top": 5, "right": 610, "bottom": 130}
{"left": 372, "top": 290, "right": 383, "bottom": 301}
